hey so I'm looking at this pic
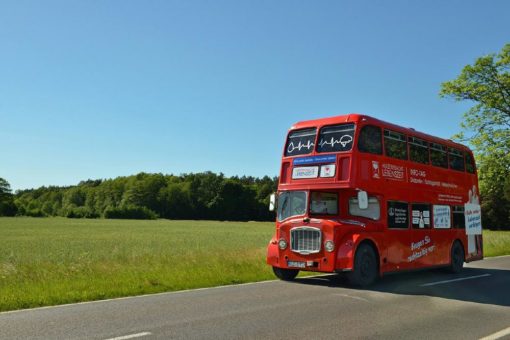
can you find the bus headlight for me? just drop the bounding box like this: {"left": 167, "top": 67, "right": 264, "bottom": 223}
{"left": 278, "top": 238, "right": 288, "bottom": 250}
{"left": 324, "top": 240, "right": 335, "bottom": 252}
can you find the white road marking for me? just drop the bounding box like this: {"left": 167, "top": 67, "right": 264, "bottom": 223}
{"left": 420, "top": 273, "right": 491, "bottom": 287}
{"left": 334, "top": 293, "right": 370, "bottom": 302}
{"left": 104, "top": 331, "right": 152, "bottom": 340}
{"left": 479, "top": 326, "right": 510, "bottom": 340}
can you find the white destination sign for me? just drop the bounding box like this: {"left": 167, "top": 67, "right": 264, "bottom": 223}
{"left": 465, "top": 203, "right": 482, "bottom": 235}
{"left": 292, "top": 166, "right": 319, "bottom": 179}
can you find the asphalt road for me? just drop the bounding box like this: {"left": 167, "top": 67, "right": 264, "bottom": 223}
{"left": 1, "top": 256, "right": 510, "bottom": 340}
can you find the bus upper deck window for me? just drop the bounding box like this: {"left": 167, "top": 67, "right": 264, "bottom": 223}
{"left": 358, "top": 125, "right": 382, "bottom": 155}
{"left": 465, "top": 152, "right": 476, "bottom": 174}
{"left": 284, "top": 128, "right": 316, "bottom": 157}
{"left": 449, "top": 147, "right": 465, "bottom": 172}
{"left": 409, "top": 137, "right": 429, "bottom": 165}
{"left": 316, "top": 124, "right": 355, "bottom": 153}
{"left": 384, "top": 130, "right": 407, "bottom": 160}
{"left": 430, "top": 143, "right": 448, "bottom": 168}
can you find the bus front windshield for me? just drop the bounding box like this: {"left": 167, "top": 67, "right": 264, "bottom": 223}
{"left": 277, "top": 191, "right": 307, "bottom": 221}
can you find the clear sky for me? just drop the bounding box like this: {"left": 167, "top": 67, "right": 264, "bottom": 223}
{"left": 1, "top": 0, "right": 509, "bottom": 191}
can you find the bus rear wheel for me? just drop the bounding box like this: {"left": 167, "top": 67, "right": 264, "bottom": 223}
{"left": 448, "top": 241, "right": 464, "bottom": 273}
{"left": 273, "top": 267, "right": 299, "bottom": 281}
{"left": 348, "top": 244, "right": 378, "bottom": 287}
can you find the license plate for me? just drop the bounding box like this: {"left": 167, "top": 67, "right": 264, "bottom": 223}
{"left": 287, "top": 261, "right": 306, "bottom": 268}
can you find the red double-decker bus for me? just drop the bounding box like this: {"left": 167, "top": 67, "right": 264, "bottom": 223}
{"left": 267, "top": 114, "right": 483, "bottom": 286}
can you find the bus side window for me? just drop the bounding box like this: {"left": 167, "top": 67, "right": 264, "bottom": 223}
{"left": 349, "top": 197, "right": 380, "bottom": 220}
{"left": 409, "top": 137, "right": 429, "bottom": 165}
{"left": 430, "top": 143, "right": 448, "bottom": 168}
{"left": 411, "top": 203, "right": 431, "bottom": 229}
{"left": 358, "top": 125, "right": 382, "bottom": 155}
{"left": 452, "top": 206, "right": 465, "bottom": 229}
{"left": 384, "top": 130, "right": 408, "bottom": 160}
{"left": 465, "top": 152, "right": 476, "bottom": 174}
{"left": 387, "top": 201, "right": 409, "bottom": 229}
{"left": 449, "top": 148, "right": 465, "bottom": 172}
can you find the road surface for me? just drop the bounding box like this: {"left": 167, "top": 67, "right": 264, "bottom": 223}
{"left": 1, "top": 256, "right": 510, "bottom": 340}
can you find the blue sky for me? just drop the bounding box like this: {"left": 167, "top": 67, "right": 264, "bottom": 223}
{"left": 1, "top": 0, "right": 509, "bottom": 191}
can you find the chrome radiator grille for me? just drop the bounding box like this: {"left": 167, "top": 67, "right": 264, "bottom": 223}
{"left": 290, "top": 227, "right": 321, "bottom": 254}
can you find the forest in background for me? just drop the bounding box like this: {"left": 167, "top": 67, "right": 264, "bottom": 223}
{"left": 0, "top": 172, "right": 277, "bottom": 221}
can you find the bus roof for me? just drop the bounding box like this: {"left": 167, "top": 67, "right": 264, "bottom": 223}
{"left": 289, "top": 113, "right": 471, "bottom": 153}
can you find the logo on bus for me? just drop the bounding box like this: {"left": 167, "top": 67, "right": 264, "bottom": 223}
{"left": 372, "top": 161, "right": 380, "bottom": 179}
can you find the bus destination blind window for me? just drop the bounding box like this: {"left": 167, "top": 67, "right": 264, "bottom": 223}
{"left": 317, "top": 123, "right": 355, "bottom": 153}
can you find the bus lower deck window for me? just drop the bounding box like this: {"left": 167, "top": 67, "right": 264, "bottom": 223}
{"left": 452, "top": 206, "right": 466, "bottom": 229}
{"left": 349, "top": 197, "right": 380, "bottom": 220}
{"left": 387, "top": 201, "right": 409, "bottom": 228}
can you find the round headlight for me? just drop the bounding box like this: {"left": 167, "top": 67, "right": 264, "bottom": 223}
{"left": 324, "top": 240, "right": 335, "bottom": 252}
{"left": 278, "top": 238, "right": 287, "bottom": 250}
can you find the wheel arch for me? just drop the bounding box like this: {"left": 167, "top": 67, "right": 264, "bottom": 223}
{"left": 354, "top": 237, "right": 381, "bottom": 276}
{"left": 452, "top": 238, "right": 466, "bottom": 261}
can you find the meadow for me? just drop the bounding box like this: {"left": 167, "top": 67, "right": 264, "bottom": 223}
{"left": 0, "top": 217, "right": 277, "bottom": 312}
{"left": 0, "top": 217, "right": 508, "bottom": 312}
{"left": 482, "top": 229, "right": 510, "bottom": 257}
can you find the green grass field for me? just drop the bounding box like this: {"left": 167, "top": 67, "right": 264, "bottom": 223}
{"left": 0, "top": 217, "right": 278, "bottom": 312}
{"left": 482, "top": 230, "right": 510, "bottom": 257}
{"left": 0, "top": 217, "right": 509, "bottom": 312}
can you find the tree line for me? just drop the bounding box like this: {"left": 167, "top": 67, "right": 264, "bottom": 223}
{"left": 0, "top": 172, "right": 277, "bottom": 221}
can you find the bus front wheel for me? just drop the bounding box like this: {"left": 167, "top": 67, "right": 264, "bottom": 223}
{"left": 448, "top": 241, "right": 464, "bottom": 274}
{"left": 348, "top": 244, "right": 378, "bottom": 287}
{"left": 273, "top": 267, "right": 299, "bottom": 281}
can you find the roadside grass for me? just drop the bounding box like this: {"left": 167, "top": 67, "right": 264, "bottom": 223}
{"left": 482, "top": 230, "right": 510, "bottom": 257}
{"left": 0, "top": 218, "right": 508, "bottom": 312}
{"left": 0, "top": 217, "right": 280, "bottom": 312}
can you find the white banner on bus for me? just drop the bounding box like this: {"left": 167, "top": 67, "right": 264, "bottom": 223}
{"left": 464, "top": 203, "right": 482, "bottom": 235}
{"left": 433, "top": 205, "right": 451, "bottom": 229}
{"left": 320, "top": 164, "right": 336, "bottom": 178}
{"left": 292, "top": 166, "right": 319, "bottom": 179}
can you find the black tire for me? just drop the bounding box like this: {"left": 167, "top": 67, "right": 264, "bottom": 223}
{"left": 347, "top": 244, "right": 378, "bottom": 287}
{"left": 448, "top": 241, "right": 464, "bottom": 274}
{"left": 273, "top": 267, "right": 299, "bottom": 281}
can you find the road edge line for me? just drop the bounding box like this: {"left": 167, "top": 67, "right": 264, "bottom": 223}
{"left": 479, "top": 326, "right": 510, "bottom": 340}
{"left": 0, "top": 274, "right": 332, "bottom": 315}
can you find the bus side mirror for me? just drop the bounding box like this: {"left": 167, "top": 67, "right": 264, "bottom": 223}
{"left": 358, "top": 191, "right": 368, "bottom": 210}
{"left": 269, "top": 193, "right": 276, "bottom": 211}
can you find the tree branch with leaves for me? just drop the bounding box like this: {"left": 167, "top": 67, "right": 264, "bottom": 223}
{"left": 440, "top": 43, "right": 510, "bottom": 229}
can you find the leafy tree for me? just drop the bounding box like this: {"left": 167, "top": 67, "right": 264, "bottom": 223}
{"left": 0, "top": 178, "right": 17, "bottom": 216}
{"left": 158, "top": 182, "right": 192, "bottom": 219}
{"left": 440, "top": 43, "right": 510, "bottom": 229}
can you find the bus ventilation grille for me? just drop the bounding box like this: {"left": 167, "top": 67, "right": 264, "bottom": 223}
{"left": 290, "top": 227, "right": 321, "bottom": 255}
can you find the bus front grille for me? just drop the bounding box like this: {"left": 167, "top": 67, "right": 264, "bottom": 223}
{"left": 290, "top": 227, "right": 321, "bottom": 255}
